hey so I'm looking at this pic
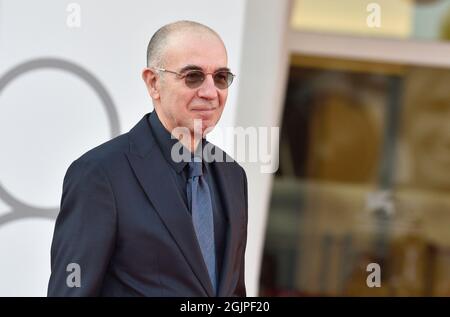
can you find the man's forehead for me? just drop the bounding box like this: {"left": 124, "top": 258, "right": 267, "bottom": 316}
{"left": 178, "top": 64, "right": 230, "bottom": 73}
{"left": 164, "top": 31, "right": 227, "bottom": 70}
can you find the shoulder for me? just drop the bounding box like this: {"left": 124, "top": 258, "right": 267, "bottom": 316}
{"left": 77, "top": 133, "right": 129, "bottom": 163}
{"left": 65, "top": 131, "right": 131, "bottom": 180}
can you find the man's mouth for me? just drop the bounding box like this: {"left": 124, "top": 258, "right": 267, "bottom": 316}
{"left": 190, "top": 107, "right": 217, "bottom": 113}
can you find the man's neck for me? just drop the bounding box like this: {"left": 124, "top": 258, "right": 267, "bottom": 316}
{"left": 154, "top": 108, "right": 202, "bottom": 153}
{"left": 179, "top": 133, "right": 202, "bottom": 154}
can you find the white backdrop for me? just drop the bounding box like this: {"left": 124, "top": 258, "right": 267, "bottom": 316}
{"left": 0, "top": 0, "right": 249, "bottom": 296}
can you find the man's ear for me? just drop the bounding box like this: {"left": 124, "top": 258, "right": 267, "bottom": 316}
{"left": 142, "top": 68, "right": 160, "bottom": 100}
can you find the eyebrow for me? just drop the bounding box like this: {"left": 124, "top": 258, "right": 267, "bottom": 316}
{"left": 178, "top": 64, "right": 231, "bottom": 73}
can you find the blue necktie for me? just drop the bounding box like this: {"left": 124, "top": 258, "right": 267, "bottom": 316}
{"left": 186, "top": 161, "right": 217, "bottom": 294}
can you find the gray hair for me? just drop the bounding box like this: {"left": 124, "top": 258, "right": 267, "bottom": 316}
{"left": 146, "top": 20, "right": 223, "bottom": 68}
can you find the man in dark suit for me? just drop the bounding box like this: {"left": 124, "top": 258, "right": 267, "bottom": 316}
{"left": 47, "top": 20, "right": 248, "bottom": 297}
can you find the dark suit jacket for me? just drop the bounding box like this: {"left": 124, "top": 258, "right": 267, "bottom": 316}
{"left": 47, "top": 113, "right": 248, "bottom": 296}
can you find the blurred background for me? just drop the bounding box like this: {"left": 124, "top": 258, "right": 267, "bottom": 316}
{"left": 262, "top": 0, "right": 450, "bottom": 296}
{"left": 1, "top": 0, "right": 449, "bottom": 296}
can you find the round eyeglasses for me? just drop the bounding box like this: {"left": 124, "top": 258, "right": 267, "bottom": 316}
{"left": 155, "top": 67, "right": 235, "bottom": 90}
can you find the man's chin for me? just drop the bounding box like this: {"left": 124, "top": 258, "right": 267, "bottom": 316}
{"left": 190, "top": 116, "right": 217, "bottom": 130}
{"left": 191, "top": 110, "right": 217, "bottom": 121}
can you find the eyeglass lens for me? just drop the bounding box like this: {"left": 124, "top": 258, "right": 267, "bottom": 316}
{"left": 184, "top": 71, "right": 233, "bottom": 89}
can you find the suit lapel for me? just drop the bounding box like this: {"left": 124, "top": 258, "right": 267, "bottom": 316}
{"left": 213, "top": 160, "right": 242, "bottom": 296}
{"left": 125, "top": 115, "right": 214, "bottom": 296}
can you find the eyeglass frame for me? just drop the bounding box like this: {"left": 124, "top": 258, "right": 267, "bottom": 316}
{"left": 153, "top": 67, "right": 235, "bottom": 89}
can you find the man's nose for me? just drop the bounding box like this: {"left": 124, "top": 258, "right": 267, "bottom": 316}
{"left": 197, "top": 74, "right": 218, "bottom": 99}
